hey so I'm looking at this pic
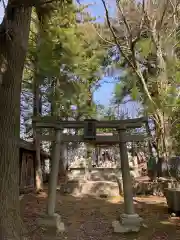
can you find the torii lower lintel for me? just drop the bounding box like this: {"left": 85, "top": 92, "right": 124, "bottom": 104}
{"left": 39, "top": 133, "right": 146, "bottom": 143}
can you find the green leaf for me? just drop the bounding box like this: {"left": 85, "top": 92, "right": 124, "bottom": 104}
{"left": 130, "top": 85, "right": 140, "bottom": 101}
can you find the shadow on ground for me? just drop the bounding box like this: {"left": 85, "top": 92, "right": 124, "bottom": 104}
{"left": 21, "top": 189, "right": 180, "bottom": 240}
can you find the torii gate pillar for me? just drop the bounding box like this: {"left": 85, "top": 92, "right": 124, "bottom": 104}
{"left": 112, "top": 128, "right": 143, "bottom": 233}
{"left": 37, "top": 127, "right": 65, "bottom": 233}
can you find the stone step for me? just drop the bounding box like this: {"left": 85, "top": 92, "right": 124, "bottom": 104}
{"left": 59, "top": 180, "right": 120, "bottom": 197}
{"left": 68, "top": 168, "right": 140, "bottom": 182}
{"left": 68, "top": 168, "right": 121, "bottom": 180}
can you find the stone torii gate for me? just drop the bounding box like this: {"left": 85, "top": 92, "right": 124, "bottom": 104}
{"left": 33, "top": 116, "right": 147, "bottom": 233}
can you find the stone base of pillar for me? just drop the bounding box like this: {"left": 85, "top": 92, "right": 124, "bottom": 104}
{"left": 112, "top": 213, "right": 143, "bottom": 233}
{"left": 37, "top": 213, "right": 65, "bottom": 233}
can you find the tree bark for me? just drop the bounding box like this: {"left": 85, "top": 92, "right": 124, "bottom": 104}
{"left": 33, "top": 63, "right": 43, "bottom": 192}
{"left": 153, "top": 111, "right": 173, "bottom": 177}
{"left": 0, "top": 5, "right": 32, "bottom": 240}
{"left": 154, "top": 112, "right": 172, "bottom": 160}
{"left": 34, "top": 129, "right": 43, "bottom": 192}
{"left": 32, "top": 18, "right": 45, "bottom": 192}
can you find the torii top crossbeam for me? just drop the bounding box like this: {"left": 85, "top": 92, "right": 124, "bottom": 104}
{"left": 32, "top": 116, "right": 147, "bottom": 129}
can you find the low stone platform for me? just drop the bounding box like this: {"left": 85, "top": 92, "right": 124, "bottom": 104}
{"left": 58, "top": 180, "right": 120, "bottom": 197}
{"left": 132, "top": 177, "right": 171, "bottom": 196}
{"left": 59, "top": 176, "right": 172, "bottom": 197}
{"left": 68, "top": 168, "right": 122, "bottom": 182}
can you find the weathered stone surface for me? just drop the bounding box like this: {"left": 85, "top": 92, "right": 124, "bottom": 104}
{"left": 61, "top": 172, "right": 173, "bottom": 197}
{"left": 57, "top": 222, "right": 65, "bottom": 233}
{"left": 112, "top": 220, "right": 140, "bottom": 233}
{"left": 79, "top": 180, "right": 119, "bottom": 197}
{"left": 68, "top": 168, "right": 122, "bottom": 182}
{"left": 112, "top": 213, "right": 143, "bottom": 233}
{"left": 37, "top": 213, "right": 65, "bottom": 233}
{"left": 67, "top": 167, "right": 137, "bottom": 182}
{"left": 132, "top": 177, "right": 172, "bottom": 196}
{"left": 59, "top": 179, "right": 121, "bottom": 196}
{"left": 121, "top": 213, "right": 143, "bottom": 226}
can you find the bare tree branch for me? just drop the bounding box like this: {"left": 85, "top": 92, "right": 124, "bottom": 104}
{"left": 116, "top": 0, "right": 146, "bottom": 66}
{"left": 158, "top": 0, "right": 168, "bottom": 30}
{"left": 101, "top": 0, "right": 134, "bottom": 69}
{"left": 91, "top": 23, "right": 115, "bottom": 46}
{"left": 102, "top": 0, "right": 157, "bottom": 109}
{"left": 116, "top": 0, "right": 132, "bottom": 40}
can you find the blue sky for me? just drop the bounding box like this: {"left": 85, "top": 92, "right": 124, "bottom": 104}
{"left": 81, "top": 0, "right": 141, "bottom": 117}
{"left": 81, "top": 0, "right": 116, "bottom": 106}
{"left": 0, "top": 4, "right": 4, "bottom": 20}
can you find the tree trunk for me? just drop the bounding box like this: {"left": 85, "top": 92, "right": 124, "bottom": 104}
{"left": 156, "top": 113, "right": 172, "bottom": 160}
{"left": 33, "top": 21, "right": 45, "bottom": 192}
{"left": 145, "top": 120, "right": 156, "bottom": 157}
{"left": 33, "top": 69, "right": 43, "bottom": 192}
{"left": 50, "top": 78, "right": 65, "bottom": 184}
{"left": 34, "top": 129, "right": 43, "bottom": 192}
{"left": 0, "top": 5, "right": 32, "bottom": 240}
{"left": 154, "top": 111, "right": 172, "bottom": 177}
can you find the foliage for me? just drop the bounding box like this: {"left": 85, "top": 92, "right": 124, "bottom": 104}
{"left": 21, "top": 2, "right": 107, "bottom": 137}
{"left": 101, "top": 0, "right": 180, "bottom": 157}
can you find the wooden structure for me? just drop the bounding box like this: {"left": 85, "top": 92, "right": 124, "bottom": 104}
{"left": 18, "top": 139, "right": 50, "bottom": 193}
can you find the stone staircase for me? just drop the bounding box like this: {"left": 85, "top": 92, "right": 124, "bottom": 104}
{"left": 59, "top": 168, "right": 168, "bottom": 197}
{"left": 58, "top": 179, "right": 121, "bottom": 197}
{"left": 68, "top": 167, "right": 122, "bottom": 182}
{"left": 58, "top": 168, "right": 122, "bottom": 197}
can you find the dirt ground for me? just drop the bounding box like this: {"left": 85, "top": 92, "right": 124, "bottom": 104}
{"left": 21, "top": 190, "right": 180, "bottom": 240}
